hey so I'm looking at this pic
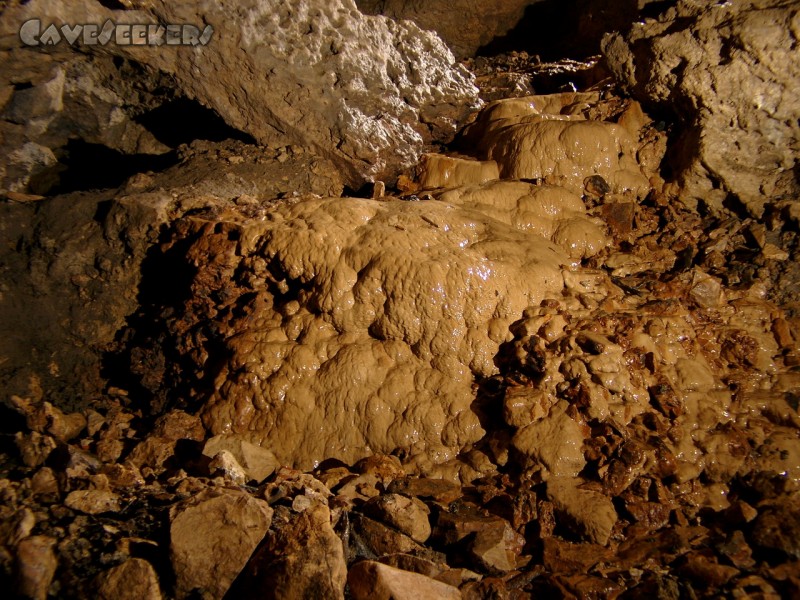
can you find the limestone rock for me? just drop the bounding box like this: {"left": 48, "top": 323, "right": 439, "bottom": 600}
{"left": 235, "top": 503, "right": 347, "bottom": 600}
{"left": 64, "top": 489, "right": 121, "bottom": 515}
{"left": 467, "top": 519, "right": 525, "bottom": 574}
{"left": 348, "top": 560, "right": 461, "bottom": 600}
{"left": 95, "top": 558, "right": 162, "bottom": 600}
{"left": 602, "top": 0, "right": 800, "bottom": 215}
{"left": 0, "top": 50, "right": 171, "bottom": 193}
{"left": 2, "top": 0, "right": 480, "bottom": 187}
{"left": 546, "top": 477, "right": 617, "bottom": 545}
{"left": 202, "top": 435, "right": 280, "bottom": 483}
{"left": 169, "top": 488, "right": 273, "bottom": 599}
{"left": 14, "top": 536, "right": 57, "bottom": 600}
{"left": 361, "top": 494, "right": 432, "bottom": 543}
{"left": 351, "top": 513, "right": 427, "bottom": 556}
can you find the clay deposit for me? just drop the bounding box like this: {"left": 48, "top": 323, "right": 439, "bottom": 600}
{"left": 459, "top": 93, "right": 654, "bottom": 198}
{"left": 175, "top": 195, "right": 571, "bottom": 469}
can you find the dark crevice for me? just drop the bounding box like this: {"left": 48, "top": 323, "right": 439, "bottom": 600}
{"left": 96, "top": 0, "right": 129, "bottom": 9}
{"left": 478, "top": 0, "right": 640, "bottom": 60}
{"left": 135, "top": 97, "right": 256, "bottom": 147}
{"left": 46, "top": 139, "right": 178, "bottom": 195}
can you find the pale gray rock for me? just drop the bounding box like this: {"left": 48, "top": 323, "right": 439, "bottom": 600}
{"left": 602, "top": 0, "right": 800, "bottom": 215}
{"left": 1, "top": 0, "right": 480, "bottom": 188}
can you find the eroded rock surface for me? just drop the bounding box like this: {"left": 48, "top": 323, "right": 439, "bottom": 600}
{"left": 1, "top": 0, "right": 480, "bottom": 188}
{"left": 603, "top": 0, "right": 800, "bottom": 215}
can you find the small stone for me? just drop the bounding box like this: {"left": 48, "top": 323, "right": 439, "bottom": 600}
{"left": 584, "top": 175, "right": 611, "bottom": 198}
{"left": 208, "top": 450, "right": 247, "bottom": 485}
{"left": 95, "top": 558, "right": 162, "bottom": 600}
{"left": 64, "top": 490, "right": 121, "bottom": 515}
{"left": 361, "top": 493, "right": 431, "bottom": 543}
{"left": 678, "top": 552, "right": 739, "bottom": 589}
{"left": 352, "top": 454, "right": 405, "bottom": 483}
{"left": 377, "top": 553, "right": 448, "bottom": 579}
{"left": 762, "top": 243, "right": 789, "bottom": 261}
{"left": 386, "top": 477, "right": 462, "bottom": 504}
{"left": 152, "top": 410, "right": 205, "bottom": 441}
{"left": 30, "top": 467, "right": 59, "bottom": 500}
{"left": 15, "top": 536, "right": 57, "bottom": 600}
{"left": 14, "top": 431, "right": 57, "bottom": 468}
{"left": 547, "top": 477, "right": 617, "bottom": 545}
{"left": 102, "top": 463, "right": 145, "bottom": 489}
{"left": 468, "top": 519, "right": 525, "bottom": 574}
{"left": 170, "top": 488, "right": 273, "bottom": 599}
{"left": 751, "top": 502, "right": 800, "bottom": 559}
{"left": 351, "top": 513, "right": 425, "bottom": 556}
{"left": 202, "top": 435, "right": 279, "bottom": 483}
{"left": 127, "top": 437, "right": 177, "bottom": 473}
{"left": 348, "top": 560, "right": 461, "bottom": 600}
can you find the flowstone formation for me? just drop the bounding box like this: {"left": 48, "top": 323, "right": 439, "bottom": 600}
{"left": 143, "top": 195, "right": 573, "bottom": 470}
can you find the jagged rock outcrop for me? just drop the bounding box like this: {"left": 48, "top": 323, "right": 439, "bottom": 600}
{"left": 602, "top": 0, "right": 800, "bottom": 215}
{"left": 1, "top": 0, "right": 479, "bottom": 189}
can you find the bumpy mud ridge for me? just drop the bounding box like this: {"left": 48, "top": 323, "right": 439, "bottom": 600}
{"left": 2, "top": 2, "right": 800, "bottom": 599}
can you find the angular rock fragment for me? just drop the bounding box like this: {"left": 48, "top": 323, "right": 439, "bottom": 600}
{"left": 361, "top": 493, "right": 432, "bottom": 543}
{"left": 235, "top": 503, "right": 347, "bottom": 600}
{"left": 95, "top": 558, "right": 162, "bottom": 600}
{"left": 169, "top": 488, "right": 273, "bottom": 599}
{"left": 14, "top": 536, "right": 57, "bottom": 600}
{"left": 202, "top": 435, "right": 280, "bottom": 483}
{"left": 64, "top": 490, "right": 121, "bottom": 515}
{"left": 348, "top": 560, "right": 461, "bottom": 600}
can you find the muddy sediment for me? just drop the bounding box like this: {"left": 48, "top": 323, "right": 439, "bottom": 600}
{"left": 1, "top": 1, "right": 800, "bottom": 598}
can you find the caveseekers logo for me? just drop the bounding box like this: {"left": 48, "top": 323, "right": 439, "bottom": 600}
{"left": 19, "top": 18, "right": 214, "bottom": 47}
